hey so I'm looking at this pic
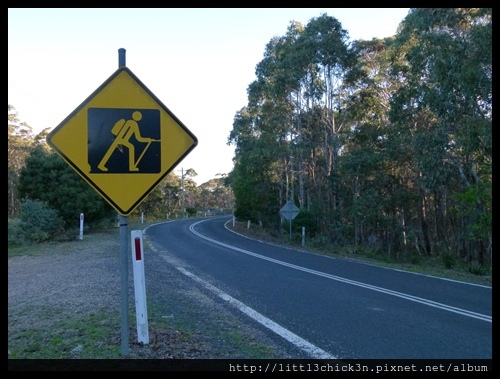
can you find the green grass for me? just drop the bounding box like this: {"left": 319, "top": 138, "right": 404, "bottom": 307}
{"left": 8, "top": 307, "right": 122, "bottom": 359}
{"left": 8, "top": 278, "right": 283, "bottom": 360}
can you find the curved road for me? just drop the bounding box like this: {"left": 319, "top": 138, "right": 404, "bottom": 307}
{"left": 144, "top": 216, "right": 492, "bottom": 360}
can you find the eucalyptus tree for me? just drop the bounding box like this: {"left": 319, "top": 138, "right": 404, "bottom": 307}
{"left": 299, "top": 14, "right": 356, "bottom": 176}
{"left": 227, "top": 28, "right": 304, "bottom": 227}
{"left": 196, "top": 177, "right": 234, "bottom": 212}
{"left": 229, "top": 14, "right": 359, "bottom": 233}
{"left": 228, "top": 106, "right": 284, "bottom": 226}
{"left": 390, "top": 8, "right": 492, "bottom": 265}
{"left": 133, "top": 171, "right": 179, "bottom": 220}
{"left": 250, "top": 29, "right": 304, "bottom": 209}
{"left": 161, "top": 171, "right": 183, "bottom": 217}
{"left": 290, "top": 14, "right": 360, "bottom": 235}
{"left": 180, "top": 168, "right": 199, "bottom": 212}
{"left": 268, "top": 20, "right": 315, "bottom": 209}
{"left": 8, "top": 104, "right": 34, "bottom": 216}
{"left": 336, "top": 35, "right": 422, "bottom": 259}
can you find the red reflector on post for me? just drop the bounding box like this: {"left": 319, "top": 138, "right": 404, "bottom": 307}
{"left": 135, "top": 237, "right": 141, "bottom": 261}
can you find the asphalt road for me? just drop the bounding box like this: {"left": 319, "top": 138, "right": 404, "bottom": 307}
{"left": 144, "top": 216, "right": 492, "bottom": 360}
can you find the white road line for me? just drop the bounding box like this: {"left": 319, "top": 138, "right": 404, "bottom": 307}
{"left": 147, "top": 228, "right": 337, "bottom": 358}
{"left": 189, "top": 220, "right": 491, "bottom": 323}
{"left": 176, "top": 266, "right": 337, "bottom": 360}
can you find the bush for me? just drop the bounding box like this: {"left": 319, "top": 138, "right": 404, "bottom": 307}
{"left": 186, "top": 207, "right": 197, "bottom": 217}
{"left": 441, "top": 251, "right": 456, "bottom": 269}
{"left": 293, "top": 210, "right": 319, "bottom": 237}
{"left": 281, "top": 210, "right": 319, "bottom": 238}
{"left": 309, "top": 235, "right": 331, "bottom": 249}
{"left": 465, "top": 261, "right": 489, "bottom": 276}
{"left": 8, "top": 218, "right": 24, "bottom": 246}
{"left": 19, "top": 199, "right": 65, "bottom": 243}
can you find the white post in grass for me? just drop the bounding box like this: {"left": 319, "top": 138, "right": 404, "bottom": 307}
{"left": 78, "top": 213, "right": 84, "bottom": 240}
{"left": 131, "top": 230, "right": 149, "bottom": 344}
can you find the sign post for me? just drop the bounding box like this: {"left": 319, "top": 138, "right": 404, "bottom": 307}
{"left": 280, "top": 200, "right": 300, "bottom": 241}
{"left": 46, "top": 48, "right": 197, "bottom": 356}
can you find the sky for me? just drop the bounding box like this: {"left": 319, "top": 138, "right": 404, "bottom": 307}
{"left": 8, "top": 8, "right": 410, "bottom": 185}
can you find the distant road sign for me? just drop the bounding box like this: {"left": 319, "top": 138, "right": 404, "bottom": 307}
{"left": 280, "top": 200, "right": 300, "bottom": 221}
{"left": 47, "top": 66, "right": 198, "bottom": 216}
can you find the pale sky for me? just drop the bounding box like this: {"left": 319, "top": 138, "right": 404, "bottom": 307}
{"left": 8, "top": 8, "right": 410, "bottom": 185}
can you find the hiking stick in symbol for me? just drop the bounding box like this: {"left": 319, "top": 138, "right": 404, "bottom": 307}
{"left": 98, "top": 111, "right": 160, "bottom": 172}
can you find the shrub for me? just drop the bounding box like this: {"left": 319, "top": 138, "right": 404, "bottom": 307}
{"left": 281, "top": 210, "right": 319, "bottom": 238}
{"left": 186, "top": 207, "right": 197, "bottom": 217}
{"left": 465, "top": 261, "right": 488, "bottom": 276}
{"left": 8, "top": 218, "right": 24, "bottom": 246}
{"left": 441, "top": 251, "right": 456, "bottom": 269}
{"left": 19, "top": 199, "right": 65, "bottom": 243}
{"left": 309, "top": 235, "right": 331, "bottom": 249}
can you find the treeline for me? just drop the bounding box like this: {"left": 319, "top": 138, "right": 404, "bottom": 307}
{"left": 226, "top": 9, "right": 491, "bottom": 267}
{"left": 8, "top": 105, "right": 234, "bottom": 237}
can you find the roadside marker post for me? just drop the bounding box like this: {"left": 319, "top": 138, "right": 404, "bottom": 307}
{"left": 131, "top": 230, "right": 149, "bottom": 344}
{"left": 79, "top": 213, "right": 84, "bottom": 240}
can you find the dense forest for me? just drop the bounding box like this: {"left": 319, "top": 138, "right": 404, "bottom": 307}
{"left": 9, "top": 8, "right": 491, "bottom": 270}
{"left": 226, "top": 8, "right": 491, "bottom": 267}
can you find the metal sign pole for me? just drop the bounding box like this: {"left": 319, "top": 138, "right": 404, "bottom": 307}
{"left": 118, "top": 47, "right": 129, "bottom": 357}
{"left": 280, "top": 199, "right": 299, "bottom": 242}
{"left": 119, "top": 214, "right": 129, "bottom": 356}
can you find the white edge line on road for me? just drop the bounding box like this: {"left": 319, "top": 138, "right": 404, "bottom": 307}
{"left": 145, "top": 222, "right": 337, "bottom": 359}
{"left": 176, "top": 266, "right": 337, "bottom": 360}
{"left": 189, "top": 219, "right": 491, "bottom": 323}
{"left": 223, "top": 220, "right": 492, "bottom": 290}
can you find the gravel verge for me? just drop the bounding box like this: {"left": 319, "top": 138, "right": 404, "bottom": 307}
{"left": 8, "top": 224, "right": 303, "bottom": 368}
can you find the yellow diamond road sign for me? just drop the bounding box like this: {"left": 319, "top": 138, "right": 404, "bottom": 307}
{"left": 47, "top": 66, "right": 198, "bottom": 216}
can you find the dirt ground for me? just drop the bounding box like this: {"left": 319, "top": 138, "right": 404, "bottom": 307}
{"left": 8, "top": 226, "right": 301, "bottom": 364}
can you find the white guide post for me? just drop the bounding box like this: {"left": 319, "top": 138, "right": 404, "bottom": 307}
{"left": 131, "top": 230, "right": 149, "bottom": 344}
{"left": 79, "top": 213, "right": 84, "bottom": 240}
